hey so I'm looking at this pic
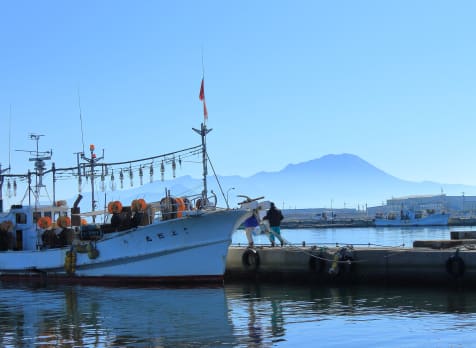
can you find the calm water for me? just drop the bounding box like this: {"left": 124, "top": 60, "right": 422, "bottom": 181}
{"left": 232, "top": 225, "right": 475, "bottom": 248}
{"left": 1, "top": 226, "right": 476, "bottom": 347}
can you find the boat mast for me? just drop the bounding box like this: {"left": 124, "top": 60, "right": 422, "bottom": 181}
{"left": 80, "top": 144, "right": 104, "bottom": 222}
{"left": 0, "top": 105, "right": 12, "bottom": 212}
{"left": 192, "top": 123, "right": 212, "bottom": 205}
{"left": 27, "top": 134, "right": 52, "bottom": 208}
{"left": 0, "top": 164, "right": 10, "bottom": 213}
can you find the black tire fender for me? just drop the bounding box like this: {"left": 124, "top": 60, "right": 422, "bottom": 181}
{"left": 242, "top": 249, "right": 260, "bottom": 270}
{"left": 446, "top": 255, "right": 465, "bottom": 278}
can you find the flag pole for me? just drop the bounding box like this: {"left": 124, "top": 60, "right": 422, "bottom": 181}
{"left": 194, "top": 51, "right": 211, "bottom": 207}
{"left": 200, "top": 49, "right": 208, "bottom": 124}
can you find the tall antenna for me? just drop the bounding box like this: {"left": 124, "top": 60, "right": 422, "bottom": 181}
{"left": 0, "top": 105, "right": 12, "bottom": 212}
{"left": 80, "top": 144, "right": 104, "bottom": 222}
{"left": 14, "top": 134, "right": 52, "bottom": 206}
{"left": 201, "top": 47, "right": 205, "bottom": 77}
{"left": 8, "top": 105, "right": 12, "bottom": 169}
{"left": 78, "top": 87, "right": 85, "bottom": 154}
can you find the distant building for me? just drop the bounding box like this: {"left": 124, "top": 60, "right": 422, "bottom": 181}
{"left": 367, "top": 194, "right": 476, "bottom": 217}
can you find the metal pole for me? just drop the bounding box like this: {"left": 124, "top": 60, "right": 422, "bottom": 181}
{"left": 0, "top": 164, "right": 3, "bottom": 213}
{"left": 193, "top": 123, "right": 212, "bottom": 207}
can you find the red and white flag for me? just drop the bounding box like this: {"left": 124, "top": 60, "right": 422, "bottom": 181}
{"left": 199, "top": 78, "right": 208, "bottom": 120}
{"left": 199, "top": 78, "right": 205, "bottom": 101}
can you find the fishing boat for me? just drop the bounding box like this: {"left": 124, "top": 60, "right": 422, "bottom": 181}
{"left": 374, "top": 209, "right": 449, "bottom": 227}
{"left": 0, "top": 123, "right": 263, "bottom": 284}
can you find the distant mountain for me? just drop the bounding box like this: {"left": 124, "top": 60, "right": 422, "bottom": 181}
{"left": 70, "top": 154, "right": 476, "bottom": 211}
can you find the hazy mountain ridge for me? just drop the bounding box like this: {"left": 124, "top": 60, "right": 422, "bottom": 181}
{"left": 71, "top": 154, "right": 476, "bottom": 211}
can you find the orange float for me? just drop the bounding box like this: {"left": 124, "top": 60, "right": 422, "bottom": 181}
{"left": 131, "top": 199, "right": 138, "bottom": 212}
{"left": 175, "top": 197, "right": 186, "bottom": 218}
{"left": 131, "top": 198, "right": 147, "bottom": 212}
{"left": 56, "top": 216, "right": 71, "bottom": 228}
{"left": 107, "top": 201, "right": 115, "bottom": 214}
{"left": 37, "top": 216, "right": 52, "bottom": 229}
{"left": 108, "top": 201, "right": 123, "bottom": 214}
{"left": 136, "top": 198, "right": 147, "bottom": 211}
{"left": 111, "top": 201, "right": 123, "bottom": 214}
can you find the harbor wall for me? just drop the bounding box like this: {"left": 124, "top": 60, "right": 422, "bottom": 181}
{"left": 279, "top": 217, "right": 476, "bottom": 229}
{"left": 225, "top": 246, "right": 476, "bottom": 287}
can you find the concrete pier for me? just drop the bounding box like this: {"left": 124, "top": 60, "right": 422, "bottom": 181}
{"left": 225, "top": 244, "right": 476, "bottom": 287}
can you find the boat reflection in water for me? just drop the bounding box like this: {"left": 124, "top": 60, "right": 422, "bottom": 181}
{"left": 3, "top": 282, "right": 476, "bottom": 346}
{"left": 0, "top": 283, "right": 235, "bottom": 347}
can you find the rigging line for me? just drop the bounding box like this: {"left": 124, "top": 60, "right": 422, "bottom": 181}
{"left": 205, "top": 152, "right": 227, "bottom": 206}
{"left": 1, "top": 173, "right": 29, "bottom": 179}
{"left": 45, "top": 144, "right": 202, "bottom": 175}
{"left": 78, "top": 87, "right": 85, "bottom": 154}
{"left": 8, "top": 105, "right": 12, "bottom": 170}
{"left": 87, "top": 144, "right": 203, "bottom": 167}
{"left": 201, "top": 47, "right": 205, "bottom": 78}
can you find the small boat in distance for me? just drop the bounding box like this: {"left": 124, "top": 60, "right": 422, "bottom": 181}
{"left": 374, "top": 209, "right": 449, "bottom": 227}
{"left": 0, "top": 121, "right": 263, "bottom": 284}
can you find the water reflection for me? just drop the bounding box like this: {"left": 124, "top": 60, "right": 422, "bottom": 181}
{"left": 0, "top": 283, "right": 235, "bottom": 347}
{"left": 225, "top": 282, "right": 476, "bottom": 347}
{"left": 2, "top": 282, "right": 476, "bottom": 347}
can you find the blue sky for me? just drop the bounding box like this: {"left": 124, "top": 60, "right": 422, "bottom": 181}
{"left": 1, "top": 1, "right": 475, "bottom": 204}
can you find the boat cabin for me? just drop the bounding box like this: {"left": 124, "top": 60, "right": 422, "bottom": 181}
{"left": 0, "top": 203, "right": 70, "bottom": 251}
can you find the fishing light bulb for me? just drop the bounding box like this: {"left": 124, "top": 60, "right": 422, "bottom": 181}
{"left": 13, "top": 180, "right": 17, "bottom": 197}
{"left": 120, "top": 170, "right": 124, "bottom": 189}
{"left": 129, "top": 167, "right": 133, "bottom": 187}
{"left": 161, "top": 161, "right": 165, "bottom": 182}
{"left": 110, "top": 171, "right": 116, "bottom": 191}
{"left": 101, "top": 174, "right": 105, "bottom": 192}
{"left": 6, "top": 180, "right": 11, "bottom": 198}
{"left": 139, "top": 166, "right": 143, "bottom": 186}
{"left": 172, "top": 157, "right": 176, "bottom": 178}
{"left": 149, "top": 164, "right": 153, "bottom": 183}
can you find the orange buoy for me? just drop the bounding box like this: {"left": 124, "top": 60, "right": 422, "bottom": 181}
{"left": 131, "top": 198, "right": 147, "bottom": 212}
{"left": 56, "top": 216, "right": 71, "bottom": 228}
{"left": 108, "top": 201, "right": 123, "bottom": 214}
{"left": 131, "top": 199, "right": 138, "bottom": 211}
{"left": 37, "top": 216, "right": 52, "bottom": 229}
{"left": 111, "top": 201, "right": 123, "bottom": 214}
{"left": 136, "top": 198, "right": 147, "bottom": 211}
{"left": 175, "top": 197, "right": 186, "bottom": 218}
{"left": 107, "top": 201, "right": 115, "bottom": 214}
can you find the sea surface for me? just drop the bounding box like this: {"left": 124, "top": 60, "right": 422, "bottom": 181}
{"left": 2, "top": 226, "right": 476, "bottom": 347}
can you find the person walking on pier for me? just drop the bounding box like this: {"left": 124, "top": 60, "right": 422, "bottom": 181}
{"left": 263, "top": 202, "right": 284, "bottom": 247}
{"left": 243, "top": 208, "right": 260, "bottom": 248}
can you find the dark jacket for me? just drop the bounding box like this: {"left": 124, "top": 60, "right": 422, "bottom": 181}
{"left": 263, "top": 207, "right": 283, "bottom": 227}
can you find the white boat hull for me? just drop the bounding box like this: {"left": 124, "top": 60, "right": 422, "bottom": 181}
{"left": 375, "top": 213, "right": 449, "bottom": 227}
{"left": 0, "top": 209, "right": 249, "bottom": 283}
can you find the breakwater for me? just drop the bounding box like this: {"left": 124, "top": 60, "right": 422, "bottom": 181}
{"left": 225, "top": 243, "right": 476, "bottom": 287}
{"left": 280, "top": 217, "right": 476, "bottom": 229}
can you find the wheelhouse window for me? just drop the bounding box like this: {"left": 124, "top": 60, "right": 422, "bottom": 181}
{"left": 16, "top": 213, "right": 27, "bottom": 224}
{"left": 33, "top": 212, "right": 41, "bottom": 223}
